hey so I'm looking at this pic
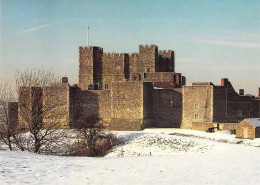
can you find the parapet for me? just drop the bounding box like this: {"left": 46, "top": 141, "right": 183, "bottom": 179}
{"left": 103, "top": 52, "right": 116, "bottom": 57}
{"left": 103, "top": 52, "right": 128, "bottom": 59}
{"left": 158, "top": 50, "right": 174, "bottom": 59}
{"left": 79, "top": 46, "right": 103, "bottom": 53}
{"left": 139, "top": 44, "right": 158, "bottom": 51}
{"left": 130, "top": 53, "right": 139, "bottom": 58}
{"left": 159, "top": 50, "right": 174, "bottom": 55}
{"left": 192, "top": 82, "right": 214, "bottom": 86}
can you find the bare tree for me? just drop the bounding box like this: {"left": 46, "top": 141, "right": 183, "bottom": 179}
{"left": 70, "top": 114, "right": 118, "bottom": 157}
{"left": 16, "top": 68, "right": 69, "bottom": 154}
{"left": 0, "top": 78, "right": 18, "bottom": 150}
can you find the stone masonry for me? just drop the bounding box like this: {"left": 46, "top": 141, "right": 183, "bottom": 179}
{"left": 16, "top": 44, "right": 260, "bottom": 131}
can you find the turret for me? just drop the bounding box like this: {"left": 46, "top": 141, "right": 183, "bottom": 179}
{"left": 78, "top": 46, "right": 103, "bottom": 90}
{"left": 137, "top": 44, "right": 158, "bottom": 73}
{"left": 158, "top": 50, "right": 175, "bottom": 72}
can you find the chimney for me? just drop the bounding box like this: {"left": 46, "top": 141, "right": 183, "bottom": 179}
{"left": 62, "top": 77, "right": 68, "bottom": 83}
{"left": 239, "top": 89, "right": 244, "bottom": 96}
{"left": 258, "top": 87, "right": 260, "bottom": 97}
{"left": 181, "top": 76, "right": 186, "bottom": 86}
{"left": 221, "top": 78, "right": 228, "bottom": 86}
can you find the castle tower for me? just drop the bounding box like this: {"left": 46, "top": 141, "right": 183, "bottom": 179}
{"left": 137, "top": 44, "right": 158, "bottom": 73}
{"left": 79, "top": 46, "right": 103, "bottom": 90}
{"left": 158, "top": 50, "right": 175, "bottom": 72}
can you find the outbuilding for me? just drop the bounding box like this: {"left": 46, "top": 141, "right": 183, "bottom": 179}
{"left": 236, "top": 118, "right": 260, "bottom": 139}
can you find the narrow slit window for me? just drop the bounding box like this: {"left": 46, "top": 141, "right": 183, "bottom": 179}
{"left": 134, "top": 75, "right": 137, "bottom": 81}
{"left": 238, "top": 110, "right": 242, "bottom": 117}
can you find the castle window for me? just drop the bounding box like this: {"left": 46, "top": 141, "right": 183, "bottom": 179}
{"left": 194, "top": 104, "right": 199, "bottom": 109}
{"left": 249, "top": 110, "right": 253, "bottom": 117}
{"left": 238, "top": 110, "right": 242, "bottom": 118}
{"left": 147, "top": 68, "right": 150, "bottom": 72}
{"left": 194, "top": 114, "right": 199, "bottom": 119}
{"left": 144, "top": 73, "right": 147, "bottom": 78}
{"left": 139, "top": 74, "right": 142, "bottom": 81}
{"left": 105, "top": 84, "right": 109, "bottom": 90}
{"left": 134, "top": 75, "right": 137, "bottom": 81}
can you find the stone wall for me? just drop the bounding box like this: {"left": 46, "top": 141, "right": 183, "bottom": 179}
{"left": 72, "top": 89, "right": 111, "bottom": 125}
{"left": 142, "top": 82, "right": 154, "bottom": 128}
{"left": 102, "top": 53, "right": 127, "bottom": 90}
{"left": 213, "top": 86, "right": 227, "bottom": 123}
{"left": 192, "top": 122, "right": 217, "bottom": 131}
{"left": 254, "top": 99, "right": 260, "bottom": 117}
{"left": 219, "top": 123, "right": 237, "bottom": 130}
{"left": 181, "top": 80, "right": 259, "bottom": 129}
{"left": 109, "top": 82, "right": 144, "bottom": 130}
{"left": 43, "top": 83, "right": 70, "bottom": 128}
{"left": 93, "top": 47, "right": 103, "bottom": 86}
{"left": 6, "top": 102, "right": 18, "bottom": 128}
{"left": 79, "top": 46, "right": 103, "bottom": 90}
{"left": 256, "top": 127, "right": 260, "bottom": 138}
{"left": 143, "top": 72, "right": 175, "bottom": 83}
{"left": 192, "top": 122, "right": 237, "bottom": 131}
{"left": 152, "top": 88, "right": 182, "bottom": 127}
{"left": 213, "top": 80, "right": 258, "bottom": 123}
{"left": 136, "top": 44, "right": 158, "bottom": 73}
{"left": 182, "top": 84, "right": 214, "bottom": 129}
{"left": 79, "top": 44, "right": 179, "bottom": 90}
{"left": 18, "top": 87, "right": 43, "bottom": 127}
{"left": 158, "top": 50, "right": 174, "bottom": 72}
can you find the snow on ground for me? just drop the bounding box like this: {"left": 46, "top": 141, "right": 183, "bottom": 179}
{"left": 1, "top": 128, "right": 260, "bottom": 185}
{"left": 107, "top": 128, "right": 260, "bottom": 157}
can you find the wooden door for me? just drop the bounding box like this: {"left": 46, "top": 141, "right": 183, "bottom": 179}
{"left": 243, "top": 128, "right": 248, "bottom": 138}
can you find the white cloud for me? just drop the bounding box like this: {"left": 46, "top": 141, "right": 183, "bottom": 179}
{"left": 223, "top": 30, "right": 260, "bottom": 41}
{"left": 192, "top": 39, "right": 260, "bottom": 49}
{"left": 63, "top": 58, "right": 77, "bottom": 64}
{"left": 20, "top": 22, "right": 59, "bottom": 35}
{"left": 176, "top": 58, "right": 197, "bottom": 63}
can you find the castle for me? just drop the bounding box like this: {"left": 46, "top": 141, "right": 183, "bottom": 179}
{"left": 17, "top": 44, "right": 260, "bottom": 130}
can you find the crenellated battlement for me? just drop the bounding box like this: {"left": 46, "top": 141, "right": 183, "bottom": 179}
{"left": 103, "top": 52, "right": 116, "bottom": 57}
{"left": 130, "top": 53, "right": 139, "bottom": 57}
{"left": 79, "top": 44, "right": 175, "bottom": 89}
{"left": 159, "top": 50, "right": 174, "bottom": 55}
{"left": 159, "top": 50, "right": 174, "bottom": 58}
{"left": 139, "top": 44, "right": 158, "bottom": 51}
{"left": 79, "top": 46, "right": 103, "bottom": 52}
{"left": 103, "top": 52, "right": 128, "bottom": 58}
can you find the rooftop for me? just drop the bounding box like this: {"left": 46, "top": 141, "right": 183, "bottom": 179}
{"left": 246, "top": 118, "right": 260, "bottom": 127}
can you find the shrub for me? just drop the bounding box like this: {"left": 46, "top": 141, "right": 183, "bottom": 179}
{"left": 68, "top": 114, "right": 120, "bottom": 157}
{"left": 230, "top": 129, "right": 236, "bottom": 135}
{"left": 68, "top": 132, "right": 120, "bottom": 157}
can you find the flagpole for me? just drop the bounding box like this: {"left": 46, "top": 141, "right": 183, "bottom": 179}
{"left": 87, "top": 26, "right": 89, "bottom": 46}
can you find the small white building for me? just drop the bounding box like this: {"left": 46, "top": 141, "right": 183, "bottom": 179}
{"left": 236, "top": 118, "right": 260, "bottom": 139}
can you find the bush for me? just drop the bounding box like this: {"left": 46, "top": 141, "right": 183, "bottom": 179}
{"left": 68, "top": 132, "right": 120, "bottom": 157}
{"left": 68, "top": 114, "right": 120, "bottom": 157}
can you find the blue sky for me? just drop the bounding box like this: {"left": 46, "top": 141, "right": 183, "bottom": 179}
{"left": 1, "top": 0, "right": 260, "bottom": 95}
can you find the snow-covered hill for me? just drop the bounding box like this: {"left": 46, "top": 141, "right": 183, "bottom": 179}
{"left": 1, "top": 128, "right": 260, "bottom": 185}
